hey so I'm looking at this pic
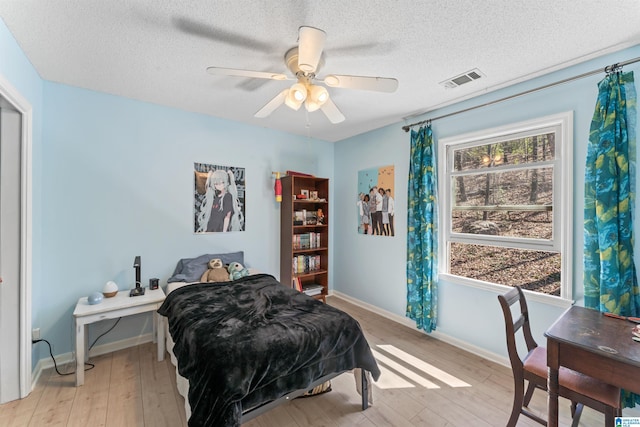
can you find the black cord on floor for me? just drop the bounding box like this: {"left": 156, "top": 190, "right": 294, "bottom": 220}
{"left": 88, "top": 317, "right": 122, "bottom": 352}
{"left": 32, "top": 338, "right": 93, "bottom": 375}
{"left": 32, "top": 317, "right": 122, "bottom": 376}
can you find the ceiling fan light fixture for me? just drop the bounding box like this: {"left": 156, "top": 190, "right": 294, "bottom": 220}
{"left": 305, "top": 98, "right": 321, "bottom": 112}
{"left": 291, "top": 83, "right": 307, "bottom": 100}
{"left": 284, "top": 94, "right": 303, "bottom": 110}
{"left": 285, "top": 83, "right": 307, "bottom": 110}
{"left": 305, "top": 84, "right": 329, "bottom": 112}
{"left": 311, "top": 85, "right": 329, "bottom": 103}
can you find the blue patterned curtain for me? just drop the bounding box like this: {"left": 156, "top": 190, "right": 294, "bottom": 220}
{"left": 407, "top": 125, "right": 438, "bottom": 332}
{"left": 584, "top": 71, "right": 638, "bottom": 408}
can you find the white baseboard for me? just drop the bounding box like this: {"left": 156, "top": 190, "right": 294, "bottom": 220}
{"left": 31, "top": 333, "right": 153, "bottom": 390}
{"left": 331, "top": 291, "right": 510, "bottom": 368}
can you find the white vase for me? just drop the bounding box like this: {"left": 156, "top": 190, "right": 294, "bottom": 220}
{"left": 102, "top": 281, "right": 118, "bottom": 298}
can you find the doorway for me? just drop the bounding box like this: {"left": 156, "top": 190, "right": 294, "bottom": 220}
{"left": 0, "top": 73, "right": 33, "bottom": 403}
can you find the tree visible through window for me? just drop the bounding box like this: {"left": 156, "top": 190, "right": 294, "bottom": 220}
{"left": 439, "top": 113, "right": 573, "bottom": 299}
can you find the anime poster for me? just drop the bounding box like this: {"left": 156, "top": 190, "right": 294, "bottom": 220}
{"left": 194, "top": 162, "right": 245, "bottom": 233}
{"left": 357, "top": 165, "right": 395, "bottom": 236}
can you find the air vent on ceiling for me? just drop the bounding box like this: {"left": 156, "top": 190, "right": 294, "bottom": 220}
{"left": 439, "top": 68, "right": 485, "bottom": 89}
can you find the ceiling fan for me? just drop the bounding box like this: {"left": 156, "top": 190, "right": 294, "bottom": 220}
{"left": 206, "top": 26, "right": 398, "bottom": 124}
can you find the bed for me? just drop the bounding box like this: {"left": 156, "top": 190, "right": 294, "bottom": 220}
{"left": 158, "top": 252, "right": 381, "bottom": 427}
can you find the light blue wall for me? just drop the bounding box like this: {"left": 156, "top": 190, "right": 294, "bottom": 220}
{"left": 334, "top": 44, "right": 640, "bottom": 359}
{"left": 1, "top": 15, "right": 334, "bottom": 363}
{"left": 38, "top": 83, "right": 334, "bottom": 355}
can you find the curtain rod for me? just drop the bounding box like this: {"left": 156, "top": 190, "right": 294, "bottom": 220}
{"left": 401, "top": 56, "right": 640, "bottom": 132}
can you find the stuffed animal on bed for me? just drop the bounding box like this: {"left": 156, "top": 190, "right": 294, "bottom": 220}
{"left": 228, "top": 262, "right": 249, "bottom": 281}
{"left": 200, "top": 258, "right": 230, "bottom": 283}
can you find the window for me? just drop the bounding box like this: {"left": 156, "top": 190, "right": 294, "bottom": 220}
{"left": 438, "top": 112, "right": 573, "bottom": 301}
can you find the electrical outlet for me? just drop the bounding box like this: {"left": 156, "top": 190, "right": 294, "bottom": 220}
{"left": 32, "top": 328, "right": 40, "bottom": 341}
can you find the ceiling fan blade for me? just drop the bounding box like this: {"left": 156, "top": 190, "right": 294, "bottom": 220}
{"left": 328, "top": 41, "right": 397, "bottom": 56}
{"left": 298, "top": 26, "right": 326, "bottom": 74}
{"left": 320, "top": 98, "right": 345, "bottom": 124}
{"left": 322, "top": 75, "right": 399, "bottom": 93}
{"left": 173, "top": 17, "right": 272, "bottom": 52}
{"left": 207, "top": 67, "right": 289, "bottom": 81}
{"left": 254, "top": 89, "right": 289, "bottom": 118}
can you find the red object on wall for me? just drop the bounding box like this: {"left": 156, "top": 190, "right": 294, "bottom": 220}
{"left": 274, "top": 172, "right": 282, "bottom": 202}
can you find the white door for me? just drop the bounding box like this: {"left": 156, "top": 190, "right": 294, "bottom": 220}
{"left": 0, "top": 104, "right": 22, "bottom": 403}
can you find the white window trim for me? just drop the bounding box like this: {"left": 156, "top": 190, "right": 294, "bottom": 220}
{"left": 437, "top": 111, "right": 574, "bottom": 303}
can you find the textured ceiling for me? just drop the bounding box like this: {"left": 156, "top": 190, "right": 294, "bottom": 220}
{"left": 1, "top": 1, "right": 640, "bottom": 142}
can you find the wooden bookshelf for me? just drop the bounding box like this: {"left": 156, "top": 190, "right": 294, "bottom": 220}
{"left": 280, "top": 175, "right": 329, "bottom": 302}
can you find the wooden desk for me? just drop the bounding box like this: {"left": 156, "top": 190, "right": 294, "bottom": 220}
{"left": 544, "top": 305, "right": 640, "bottom": 427}
{"left": 73, "top": 287, "right": 166, "bottom": 386}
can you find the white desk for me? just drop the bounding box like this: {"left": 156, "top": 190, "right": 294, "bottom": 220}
{"left": 73, "top": 287, "right": 166, "bottom": 386}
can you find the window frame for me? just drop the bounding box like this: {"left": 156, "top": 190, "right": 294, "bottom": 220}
{"left": 437, "top": 111, "right": 574, "bottom": 304}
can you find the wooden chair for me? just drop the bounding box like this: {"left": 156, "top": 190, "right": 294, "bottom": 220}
{"left": 498, "top": 286, "right": 621, "bottom": 427}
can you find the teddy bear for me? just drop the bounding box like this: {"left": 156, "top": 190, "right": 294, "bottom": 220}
{"left": 227, "top": 261, "right": 249, "bottom": 281}
{"left": 200, "top": 258, "right": 230, "bottom": 283}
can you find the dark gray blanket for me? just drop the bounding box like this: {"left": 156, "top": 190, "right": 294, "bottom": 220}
{"left": 158, "top": 274, "right": 380, "bottom": 427}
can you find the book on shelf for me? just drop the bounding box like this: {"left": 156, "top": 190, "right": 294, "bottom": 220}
{"left": 292, "top": 277, "right": 303, "bottom": 292}
{"left": 293, "top": 209, "right": 323, "bottom": 226}
{"left": 292, "top": 255, "right": 321, "bottom": 274}
{"left": 305, "top": 211, "right": 317, "bottom": 225}
{"left": 292, "top": 232, "right": 321, "bottom": 249}
{"left": 293, "top": 210, "right": 305, "bottom": 226}
{"left": 302, "top": 283, "right": 323, "bottom": 296}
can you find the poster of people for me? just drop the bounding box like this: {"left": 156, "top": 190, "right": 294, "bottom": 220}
{"left": 357, "top": 165, "right": 395, "bottom": 236}
{"left": 194, "top": 162, "right": 245, "bottom": 233}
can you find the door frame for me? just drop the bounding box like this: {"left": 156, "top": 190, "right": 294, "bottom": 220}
{"left": 0, "top": 72, "right": 33, "bottom": 398}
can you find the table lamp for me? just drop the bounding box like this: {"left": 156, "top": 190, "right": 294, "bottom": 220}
{"left": 130, "top": 255, "right": 145, "bottom": 297}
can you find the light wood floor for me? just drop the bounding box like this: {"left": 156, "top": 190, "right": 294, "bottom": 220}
{"left": 0, "top": 296, "right": 633, "bottom": 426}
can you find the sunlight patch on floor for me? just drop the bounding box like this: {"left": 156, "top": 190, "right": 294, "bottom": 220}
{"left": 376, "top": 344, "right": 471, "bottom": 388}
{"left": 374, "top": 363, "right": 416, "bottom": 389}
{"left": 371, "top": 349, "right": 440, "bottom": 389}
